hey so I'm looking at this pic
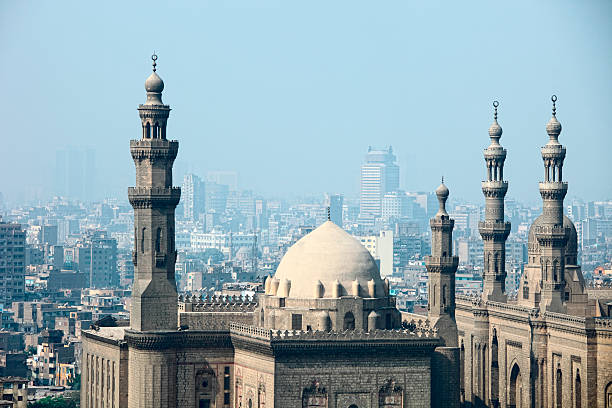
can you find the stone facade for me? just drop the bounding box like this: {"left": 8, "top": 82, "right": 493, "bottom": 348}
{"left": 80, "top": 56, "right": 454, "bottom": 408}
{"left": 457, "top": 99, "right": 612, "bottom": 408}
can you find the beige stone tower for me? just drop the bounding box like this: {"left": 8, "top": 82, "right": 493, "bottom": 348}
{"left": 535, "top": 95, "right": 569, "bottom": 312}
{"left": 480, "top": 101, "right": 511, "bottom": 302}
{"left": 128, "top": 54, "right": 180, "bottom": 331}
{"left": 426, "top": 180, "right": 459, "bottom": 347}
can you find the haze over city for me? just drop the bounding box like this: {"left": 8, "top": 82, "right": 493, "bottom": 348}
{"left": 1, "top": 0, "right": 611, "bottom": 204}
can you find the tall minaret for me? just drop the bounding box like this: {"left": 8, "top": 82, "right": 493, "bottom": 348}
{"left": 537, "top": 95, "right": 568, "bottom": 312}
{"left": 128, "top": 54, "right": 180, "bottom": 331}
{"left": 479, "top": 101, "right": 511, "bottom": 302}
{"left": 426, "top": 180, "right": 459, "bottom": 347}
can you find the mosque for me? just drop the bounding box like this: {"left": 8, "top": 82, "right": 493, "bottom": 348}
{"left": 80, "top": 56, "right": 612, "bottom": 408}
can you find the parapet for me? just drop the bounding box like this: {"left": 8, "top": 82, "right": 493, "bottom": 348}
{"left": 178, "top": 294, "right": 258, "bottom": 312}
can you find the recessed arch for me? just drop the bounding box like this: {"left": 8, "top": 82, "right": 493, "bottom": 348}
{"left": 509, "top": 362, "right": 522, "bottom": 408}
{"left": 343, "top": 312, "right": 355, "bottom": 330}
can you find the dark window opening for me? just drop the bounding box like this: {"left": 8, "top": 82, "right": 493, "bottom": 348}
{"left": 291, "top": 314, "right": 302, "bottom": 330}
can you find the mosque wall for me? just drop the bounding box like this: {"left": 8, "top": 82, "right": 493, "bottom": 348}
{"left": 179, "top": 311, "right": 254, "bottom": 330}
{"left": 272, "top": 351, "right": 431, "bottom": 408}
{"left": 81, "top": 332, "right": 128, "bottom": 408}
{"left": 233, "top": 349, "right": 275, "bottom": 408}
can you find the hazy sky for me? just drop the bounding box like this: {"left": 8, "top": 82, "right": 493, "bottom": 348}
{"left": 1, "top": 1, "right": 611, "bottom": 204}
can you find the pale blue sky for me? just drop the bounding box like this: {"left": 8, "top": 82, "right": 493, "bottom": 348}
{"left": 1, "top": 0, "right": 610, "bottom": 204}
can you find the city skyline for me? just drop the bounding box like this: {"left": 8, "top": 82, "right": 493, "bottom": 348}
{"left": 1, "top": 1, "right": 611, "bottom": 204}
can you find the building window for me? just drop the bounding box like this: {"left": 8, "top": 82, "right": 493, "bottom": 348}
{"left": 291, "top": 314, "right": 302, "bottom": 330}
{"left": 343, "top": 312, "right": 355, "bottom": 330}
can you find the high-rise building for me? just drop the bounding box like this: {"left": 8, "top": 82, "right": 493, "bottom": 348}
{"left": 54, "top": 147, "right": 96, "bottom": 201}
{"left": 0, "top": 219, "right": 25, "bottom": 305}
{"left": 182, "top": 173, "right": 204, "bottom": 221}
{"left": 206, "top": 170, "right": 238, "bottom": 191}
{"left": 359, "top": 146, "right": 399, "bottom": 219}
{"left": 326, "top": 193, "right": 344, "bottom": 227}
{"left": 73, "top": 230, "right": 118, "bottom": 288}
{"left": 382, "top": 190, "right": 412, "bottom": 220}
{"left": 205, "top": 181, "right": 229, "bottom": 214}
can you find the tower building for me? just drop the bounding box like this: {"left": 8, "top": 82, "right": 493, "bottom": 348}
{"left": 518, "top": 95, "right": 588, "bottom": 314}
{"left": 479, "top": 101, "right": 511, "bottom": 302}
{"left": 359, "top": 146, "right": 399, "bottom": 219}
{"left": 128, "top": 54, "right": 180, "bottom": 331}
{"left": 456, "top": 97, "right": 610, "bottom": 408}
{"left": 426, "top": 180, "right": 459, "bottom": 347}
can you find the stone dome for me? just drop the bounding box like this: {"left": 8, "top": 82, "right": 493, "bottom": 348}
{"left": 145, "top": 71, "right": 164, "bottom": 93}
{"left": 488, "top": 120, "right": 502, "bottom": 139}
{"left": 435, "top": 182, "right": 449, "bottom": 199}
{"left": 272, "top": 221, "right": 384, "bottom": 299}
{"left": 528, "top": 214, "right": 577, "bottom": 256}
{"left": 546, "top": 116, "right": 562, "bottom": 139}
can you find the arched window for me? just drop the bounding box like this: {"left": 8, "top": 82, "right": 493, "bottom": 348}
{"left": 575, "top": 370, "right": 581, "bottom": 408}
{"left": 442, "top": 284, "right": 447, "bottom": 307}
{"left": 343, "top": 312, "right": 355, "bottom": 330}
{"left": 141, "top": 228, "right": 146, "bottom": 253}
{"left": 155, "top": 228, "right": 162, "bottom": 253}
{"left": 605, "top": 382, "right": 612, "bottom": 408}
{"left": 145, "top": 122, "right": 151, "bottom": 139}
{"left": 509, "top": 363, "right": 522, "bottom": 408}
{"left": 556, "top": 368, "right": 562, "bottom": 408}
{"left": 491, "top": 331, "right": 499, "bottom": 406}
{"left": 460, "top": 341, "right": 465, "bottom": 402}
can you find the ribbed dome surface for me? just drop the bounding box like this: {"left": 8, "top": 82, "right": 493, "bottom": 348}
{"left": 273, "top": 221, "right": 383, "bottom": 299}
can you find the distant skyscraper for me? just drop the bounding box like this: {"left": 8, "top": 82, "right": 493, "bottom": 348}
{"left": 54, "top": 147, "right": 96, "bottom": 201}
{"left": 182, "top": 174, "right": 204, "bottom": 221}
{"left": 0, "top": 219, "right": 25, "bottom": 305}
{"left": 359, "top": 146, "right": 399, "bottom": 219}
{"left": 327, "top": 193, "right": 344, "bottom": 227}
{"left": 206, "top": 170, "right": 238, "bottom": 191}
{"left": 205, "top": 181, "right": 229, "bottom": 214}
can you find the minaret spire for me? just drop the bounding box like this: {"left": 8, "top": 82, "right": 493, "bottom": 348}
{"left": 151, "top": 52, "right": 157, "bottom": 72}
{"left": 480, "top": 100, "right": 511, "bottom": 302}
{"left": 537, "top": 95, "right": 568, "bottom": 312}
{"left": 128, "top": 55, "right": 180, "bottom": 331}
{"left": 426, "top": 180, "right": 459, "bottom": 347}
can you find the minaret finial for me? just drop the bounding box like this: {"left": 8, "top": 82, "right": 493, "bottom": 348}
{"left": 551, "top": 94, "right": 557, "bottom": 116}
{"left": 327, "top": 206, "right": 331, "bottom": 221}
{"left": 151, "top": 52, "right": 158, "bottom": 72}
{"left": 493, "top": 100, "right": 499, "bottom": 120}
{"left": 441, "top": 176, "right": 444, "bottom": 184}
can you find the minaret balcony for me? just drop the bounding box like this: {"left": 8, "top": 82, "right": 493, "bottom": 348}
{"left": 538, "top": 182, "right": 568, "bottom": 200}
{"left": 535, "top": 225, "right": 569, "bottom": 246}
{"left": 483, "top": 148, "right": 506, "bottom": 160}
{"left": 481, "top": 181, "right": 508, "bottom": 197}
{"left": 541, "top": 145, "right": 566, "bottom": 158}
{"left": 130, "top": 139, "right": 178, "bottom": 162}
{"left": 128, "top": 186, "right": 181, "bottom": 209}
{"left": 425, "top": 256, "right": 459, "bottom": 273}
{"left": 478, "top": 221, "right": 511, "bottom": 240}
